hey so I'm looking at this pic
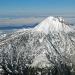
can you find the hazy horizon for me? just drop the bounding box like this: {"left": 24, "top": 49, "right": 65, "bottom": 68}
{"left": 0, "top": 0, "right": 75, "bottom": 30}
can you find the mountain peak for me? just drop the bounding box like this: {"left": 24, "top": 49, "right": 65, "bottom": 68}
{"left": 35, "top": 16, "right": 72, "bottom": 34}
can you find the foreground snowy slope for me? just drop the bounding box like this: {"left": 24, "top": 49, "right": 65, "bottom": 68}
{"left": 0, "top": 16, "right": 75, "bottom": 75}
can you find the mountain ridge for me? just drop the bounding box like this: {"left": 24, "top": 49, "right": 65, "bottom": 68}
{"left": 0, "top": 16, "right": 75, "bottom": 75}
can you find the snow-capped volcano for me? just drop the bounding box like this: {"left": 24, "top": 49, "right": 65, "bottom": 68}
{"left": 0, "top": 16, "right": 75, "bottom": 75}
{"left": 35, "top": 16, "right": 72, "bottom": 34}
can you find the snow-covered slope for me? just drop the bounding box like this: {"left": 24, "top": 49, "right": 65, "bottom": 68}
{"left": 35, "top": 16, "right": 72, "bottom": 34}
{"left": 0, "top": 16, "right": 75, "bottom": 74}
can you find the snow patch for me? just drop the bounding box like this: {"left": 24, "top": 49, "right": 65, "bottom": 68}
{"left": 31, "top": 53, "right": 51, "bottom": 68}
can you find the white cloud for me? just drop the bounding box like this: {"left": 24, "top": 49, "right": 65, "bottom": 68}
{"left": 0, "top": 17, "right": 45, "bottom": 25}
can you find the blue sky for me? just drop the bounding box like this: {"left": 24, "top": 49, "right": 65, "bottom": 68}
{"left": 0, "top": 0, "right": 75, "bottom": 16}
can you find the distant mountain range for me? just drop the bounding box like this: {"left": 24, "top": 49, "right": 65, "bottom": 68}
{"left": 0, "top": 23, "right": 38, "bottom": 30}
